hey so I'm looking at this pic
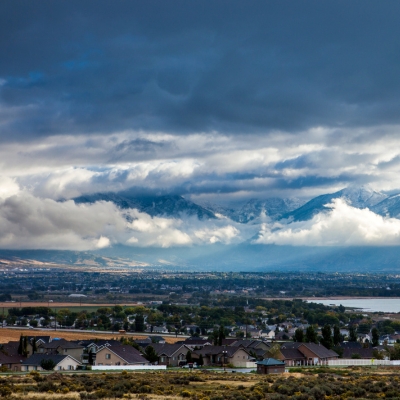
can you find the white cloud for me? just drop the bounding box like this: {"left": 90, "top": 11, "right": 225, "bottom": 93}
{"left": 0, "top": 189, "right": 247, "bottom": 250}
{"left": 255, "top": 199, "right": 400, "bottom": 246}
{"left": 0, "top": 176, "right": 20, "bottom": 199}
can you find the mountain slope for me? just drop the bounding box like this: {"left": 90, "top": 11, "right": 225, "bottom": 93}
{"left": 282, "top": 186, "right": 387, "bottom": 222}
{"left": 371, "top": 194, "right": 400, "bottom": 218}
{"left": 200, "top": 198, "right": 304, "bottom": 223}
{"left": 73, "top": 193, "right": 216, "bottom": 220}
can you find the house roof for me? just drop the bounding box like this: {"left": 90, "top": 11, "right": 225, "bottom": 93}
{"left": 193, "top": 345, "right": 249, "bottom": 358}
{"left": 151, "top": 343, "right": 188, "bottom": 357}
{"left": 280, "top": 348, "right": 305, "bottom": 360}
{"left": 232, "top": 339, "right": 270, "bottom": 349}
{"left": 77, "top": 339, "right": 121, "bottom": 348}
{"left": 0, "top": 352, "right": 26, "bottom": 365}
{"left": 29, "top": 336, "right": 51, "bottom": 343}
{"left": 103, "top": 345, "right": 148, "bottom": 364}
{"left": 342, "top": 348, "right": 376, "bottom": 359}
{"left": 181, "top": 339, "right": 211, "bottom": 345}
{"left": 0, "top": 341, "right": 20, "bottom": 356}
{"left": 257, "top": 358, "right": 285, "bottom": 366}
{"left": 21, "top": 354, "right": 80, "bottom": 366}
{"left": 40, "top": 339, "right": 83, "bottom": 350}
{"left": 339, "top": 342, "right": 364, "bottom": 349}
{"left": 299, "top": 343, "right": 338, "bottom": 359}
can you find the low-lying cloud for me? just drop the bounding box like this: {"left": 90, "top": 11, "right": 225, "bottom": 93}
{"left": 0, "top": 188, "right": 246, "bottom": 250}
{"left": 255, "top": 199, "right": 400, "bottom": 246}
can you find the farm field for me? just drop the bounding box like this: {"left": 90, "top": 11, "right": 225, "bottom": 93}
{"left": 0, "top": 328, "right": 181, "bottom": 344}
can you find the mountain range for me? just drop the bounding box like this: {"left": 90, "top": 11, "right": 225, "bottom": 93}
{"left": 5, "top": 185, "right": 400, "bottom": 272}
{"left": 74, "top": 185, "right": 400, "bottom": 223}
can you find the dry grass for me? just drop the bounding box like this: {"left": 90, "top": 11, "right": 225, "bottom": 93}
{"left": 0, "top": 328, "right": 181, "bottom": 344}
{"left": 0, "top": 302, "right": 142, "bottom": 308}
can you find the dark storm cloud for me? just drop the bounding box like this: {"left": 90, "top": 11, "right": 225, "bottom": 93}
{"left": 2, "top": 0, "right": 400, "bottom": 141}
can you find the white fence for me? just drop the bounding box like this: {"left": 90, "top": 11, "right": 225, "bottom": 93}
{"left": 92, "top": 365, "right": 167, "bottom": 371}
{"left": 328, "top": 359, "right": 390, "bottom": 366}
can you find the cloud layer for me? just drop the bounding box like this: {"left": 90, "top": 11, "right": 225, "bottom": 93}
{"left": 255, "top": 199, "right": 400, "bottom": 246}
{"left": 0, "top": 187, "right": 247, "bottom": 250}
{"left": 2, "top": 2, "right": 400, "bottom": 251}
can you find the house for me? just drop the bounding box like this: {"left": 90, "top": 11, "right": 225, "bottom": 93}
{"left": 0, "top": 353, "right": 26, "bottom": 372}
{"left": 148, "top": 336, "right": 166, "bottom": 344}
{"left": 146, "top": 326, "right": 169, "bottom": 334}
{"left": 279, "top": 343, "right": 338, "bottom": 366}
{"left": 94, "top": 345, "right": 149, "bottom": 366}
{"left": 151, "top": 343, "right": 190, "bottom": 367}
{"left": 21, "top": 354, "right": 81, "bottom": 371}
{"left": 341, "top": 347, "right": 376, "bottom": 359}
{"left": 180, "top": 338, "right": 212, "bottom": 348}
{"left": 357, "top": 333, "right": 371, "bottom": 343}
{"left": 279, "top": 347, "right": 306, "bottom": 366}
{"left": 192, "top": 345, "right": 255, "bottom": 368}
{"left": 260, "top": 329, "right": 275, "bottom": 340}
{"left": 37, "top": 339, "right": 84, "bottom": 362}
{"left": 256, "top": 358, "right": 285, "bottom": 374}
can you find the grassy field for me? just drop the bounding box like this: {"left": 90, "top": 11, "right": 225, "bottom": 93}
{"left": 2, "top": 367, "right": 400, "bottom": 399}
{"left": 0, "top": 328, "right": 181, "bottom": 344}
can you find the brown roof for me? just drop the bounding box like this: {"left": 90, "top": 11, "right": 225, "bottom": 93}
{"left": 299, "top": 343, "right": 338, "bottom": 359}
{"left": 0, "top": 352, "right": 26, "bottom": 365}
{"left": 280, "top": 348, "right": 305, "bottom": 360}
{"left": 342, "top": 348, "right": 375, "bottom": 359}
{"left": 0, "top": 341, "right": 20, "bottom": 356}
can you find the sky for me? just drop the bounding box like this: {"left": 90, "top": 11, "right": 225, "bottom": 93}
{"left": 2, "top": 1, "right": 400, "bottom": 251}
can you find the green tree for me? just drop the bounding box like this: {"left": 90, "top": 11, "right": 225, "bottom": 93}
{"left": 32, "top": 338, "right": 37, "bottom": 354}
{"left": 349, "top": 326, "right": 358, "bottom": 342}
{"left": 18, "top": 335, "right": 23, "bottom": 355}
{"left": 305, "top": 326, "right": 318, "bottom": 344}
{"left": 293, "top": 328, "right": 304, "bottom": 343}
{"left": 23, "top": 335, "right": 28, "bottom": 357}
{"left": 186, "top": 350, "right": 192, "bottom": 363}
{"left": 134, "top": 314, "right": 145, "bottom": 332}
{"left": 218, "top": 325, "right": 225, "bottom": 346}
{"left": 333, "top": 325, "right": 341, "bottom": 345}
{"left": 40, "top": 359, "right": 56, "bottom": 370}
{"left": 198, "top": 353, "right": 204, "bottom": 366}
{"left": 320, "top": 324, "right": 333, "bottom": 349}
{"left": 144, "top": 346, "right": 158, "bottom": 363}
{"left": 372, "top": 327, "right": 380, "bottom": 347}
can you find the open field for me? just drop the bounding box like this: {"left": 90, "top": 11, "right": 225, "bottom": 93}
{"left": 0, "top": 328, "right": 181, "bottom": 344}
{"left": 0, "top": 302, "right": 144, "bottom": 309}
{"left": 2, "top": 368, "right": 400, "bottom": 399}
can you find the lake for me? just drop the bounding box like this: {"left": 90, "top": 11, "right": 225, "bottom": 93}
{"left": 307, "top": 298, "right": 400, "bottom": 313}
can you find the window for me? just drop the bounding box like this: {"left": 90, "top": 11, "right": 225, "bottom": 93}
{"left": 105, "top": 354, "right": 111, "bottom": 359}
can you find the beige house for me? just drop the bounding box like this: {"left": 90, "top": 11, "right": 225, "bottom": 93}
{"left": 94, "top": 345, "right": 148, "bottom": 366}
